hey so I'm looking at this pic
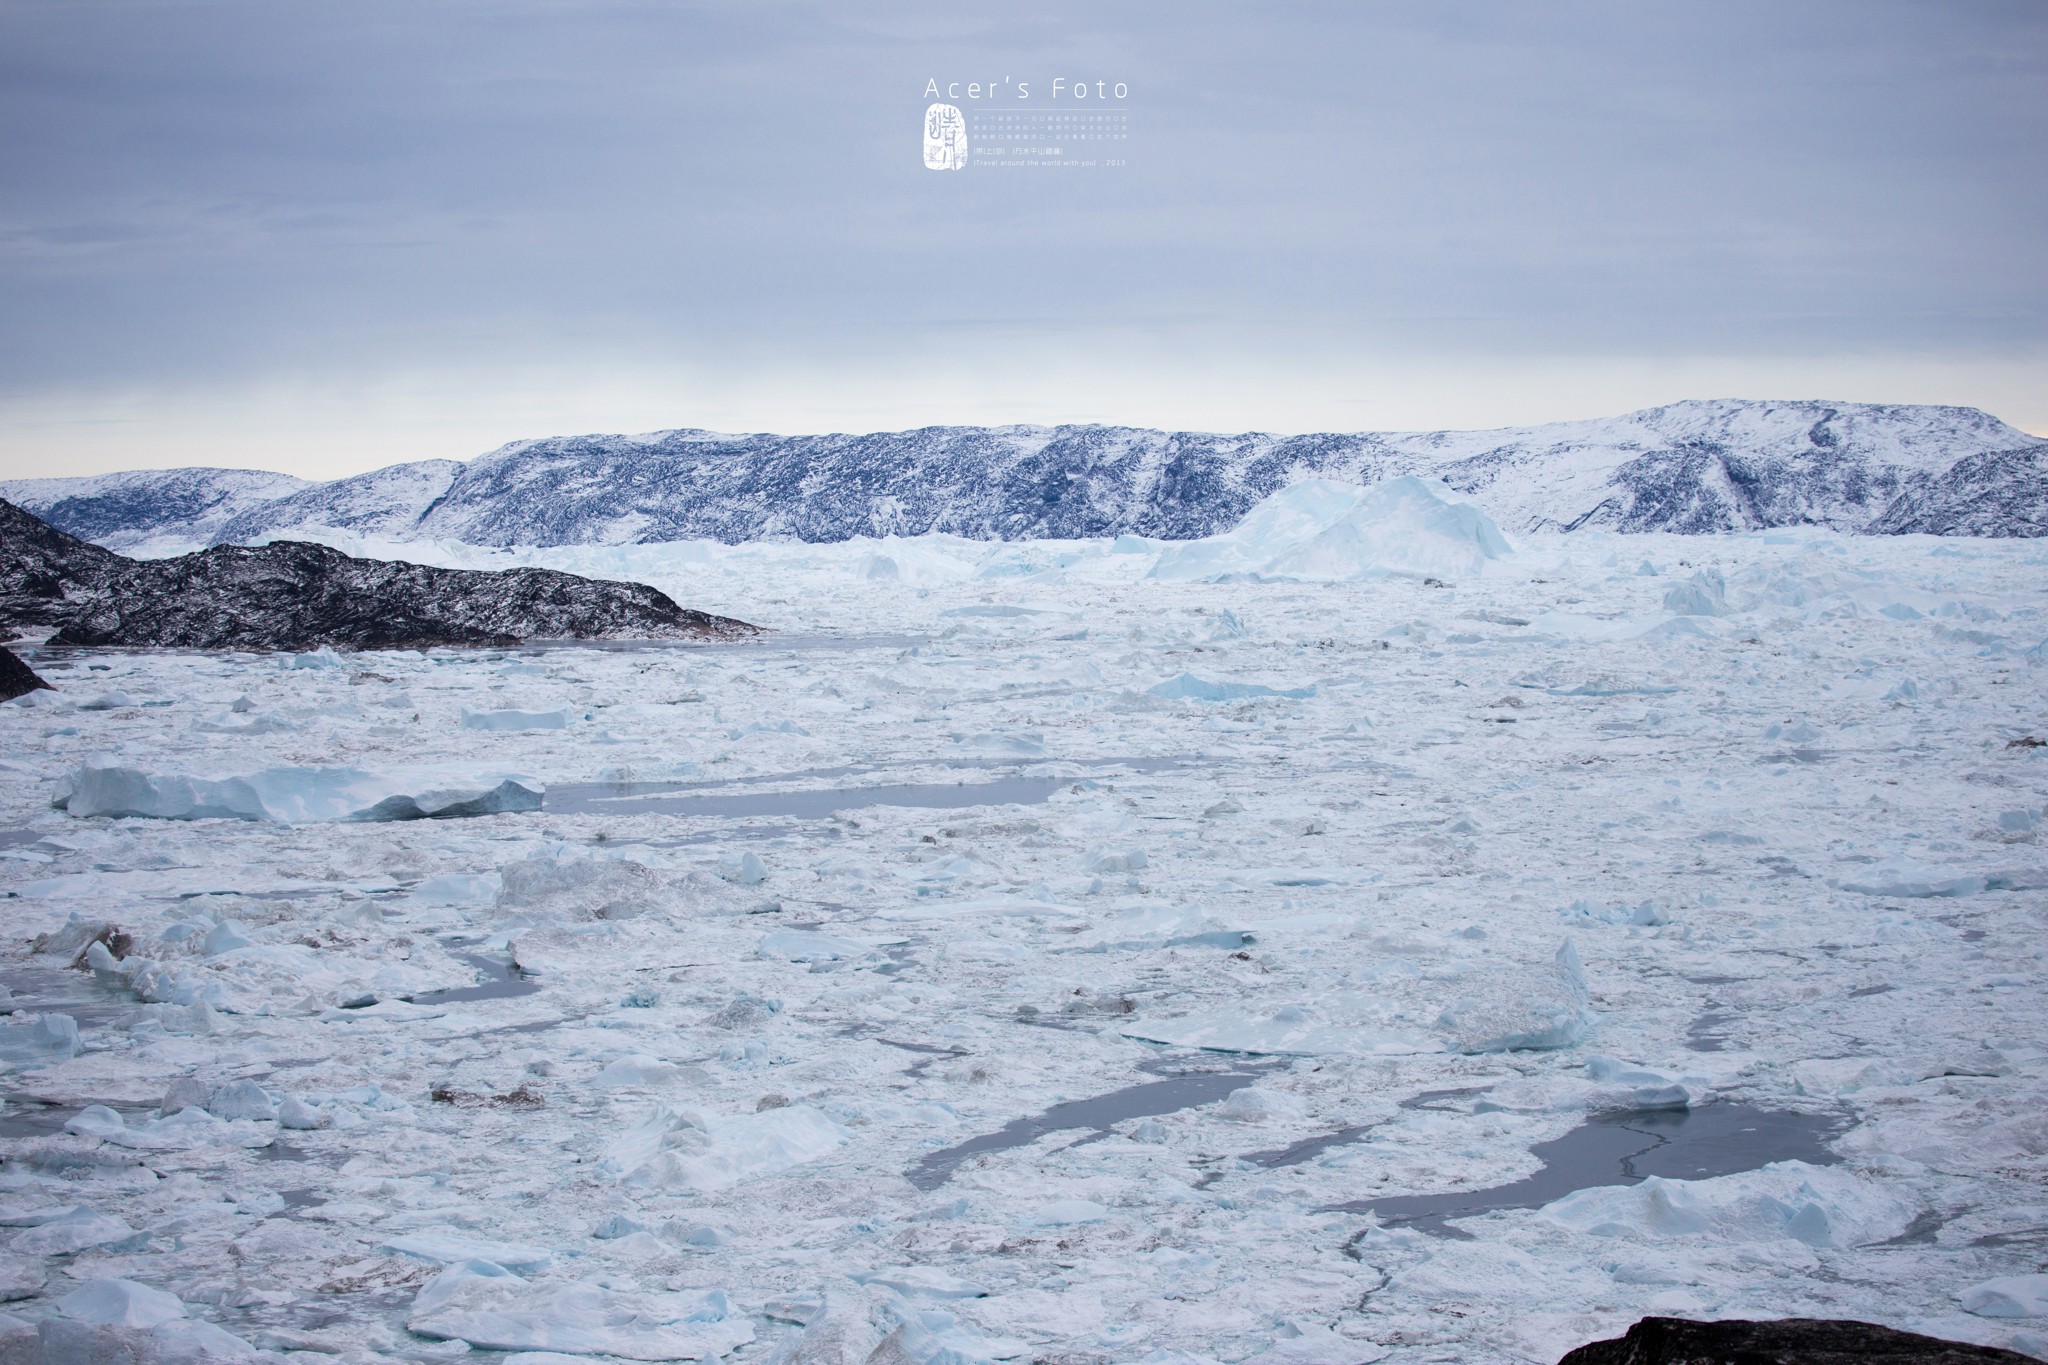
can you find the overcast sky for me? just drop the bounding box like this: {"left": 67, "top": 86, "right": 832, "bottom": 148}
{"left": 2, "top": 0, "right": 2044, "bottom": 480}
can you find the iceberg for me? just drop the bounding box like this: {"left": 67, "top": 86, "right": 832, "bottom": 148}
{"left": 1149, "top": 477, "right": 1511, "bottom": 583}
{"left": 0, "top": 1013, "right": 82, "bottom": 1071}
{"left": 1961, "top": 1274, "right": 2048, "bottom": 1318}
{"left": 63, "top": 760, "right": 541, "bottom": 824}
{"left": 1539, "top": 1161, "right": 1911, "bottom": 1248}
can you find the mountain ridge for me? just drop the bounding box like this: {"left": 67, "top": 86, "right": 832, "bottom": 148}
{"left": 6, "top": 398, "right": 2043, "bottom": 548}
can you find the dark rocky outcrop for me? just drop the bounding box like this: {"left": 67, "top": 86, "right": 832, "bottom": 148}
{"left": 1558, "top": 1316, "right": 2036, "bottom": 1364}
{"left": 1866, "top": 447, "right": 2048, "bottom": 537}
{"left": 0, "top": 498, "right": 755, "bottom": 650}
{"left": 0, "top": 644, "right": 54, "bottom": 701}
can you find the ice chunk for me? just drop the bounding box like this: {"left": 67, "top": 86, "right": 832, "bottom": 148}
{"left": 499, "top": 851, "right": 661, "bottom": 921}
{"left": 57, "top": 1277, "right": 186, "bottom": 1329}
{"left": 603, "top": 1104, "right": 848, "bottom": 1192}
{"left": 769, "top": 1290, "right": 880, "bottom": 1365}
{"left": 204, "top": 1080, "right": 277, "bottom": 1122}
{"left": 64, "top": 760, "right": 541, "bottom": 824}
{"left": 1026, "top": 1199, "right": 1108, "bottom": 1227}
{"left": 64, "top": 1104, "right": 273, "bottom": 1152}
{"left": 855, "top": 1266, "right": 991, "bottom": 1299}
{"left": 1082, "top": 847, "right": 1148, "bottom": 874}
{"left": 1214, "top": 1087, "right": 1308, "bottom": 1123}
{"left": 407, "top": 1263, "right": 754, "bottom": 1360}
{"left": 409, "top": 871, "right": 504, "bottom": 904}
{"left": 380, "top": 1228, "right": 554, "bottom": 1273}
{"left": 1539, "top": 1161, "right": 1909, "bottom": 1247}
{"left": 1961, "top": 1274, "right": 2048, "bottom": 1318}
{"left": 1147, "top": 673, "right": 1315, "bottom": 702}
{"left": 462, "top": 707, "right": 571, "bottom": 732}
{"left": 200, "top": 920, "right": 250, "bottom": 956}
{"left": 9, "top": 1208, "right": 138, "bottom": 1256}
{"left": 154, "top": 1316, "right": 261, "bottom": 1360}
{"left": 1833, "top": 858, "right": 1986, "bottom": 898}
{"left": 1663, "top": 569, "right": 1728, "bottom": 616}
{"left": 1123, "top": 1003, "right": 1438, "bottom": 1057}
{"left": 288, "top": 647, "right": 345, "bottom": 670}
{"left": 1436, "top": 940, "right": 1593, "bottom": 1053}
{"left": 0, "top": 1013, "right": 82, "bottom": 1071}
{"left": 596, "top": 1054, "right": 689, "bottom": 1088}
{"left": 718, "top": 851, "right": 768, "bottom": 885}
{"left": 757, "top": 930, "right": 868, "bottom": 962}
{"left": 1149, "top": 477, "right": 1511, "bottom": 583}
{"left": 0, "top": 1257, "right": 45, "bottom": 1302}
{"left": 276, "top": 1096, "right": 326, "bottom": 1130}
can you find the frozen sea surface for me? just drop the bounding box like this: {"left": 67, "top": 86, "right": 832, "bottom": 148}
{"left": 2, "top": 522, "right": 2047, "bottom": 1363}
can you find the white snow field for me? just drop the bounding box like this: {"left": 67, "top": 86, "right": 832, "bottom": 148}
{"left": 3, "top": 480, "right": 2048, "bottom": 1363}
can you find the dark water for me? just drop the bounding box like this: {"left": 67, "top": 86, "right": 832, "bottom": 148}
{"left": 1687, "top": 1011, "right": 1736, "bottom": 1052}
{"left": 1245, "top": 1124, "right": 1381, "bottom": 1168}
{"left": 551, "top": 776, "right": 1073, "bottom": 821}
{"left": 1, "top": 961, "right": 137, "bottom": 1029}
{"left": 0, "top": 1098, "right": 154, "bottom": 1140}
{"left": 1328, "top": 1103, "right": 1845, "bottom": 1238}
{"left": 403, "top": 952, "right": 538, "bottom": 1006}
{"left": 911, "top": 1069, "right": 1265, "bottom": 1191}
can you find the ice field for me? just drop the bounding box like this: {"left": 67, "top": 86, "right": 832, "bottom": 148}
{"left": 3, "top": 481, "right": 2048, "bottom": 1363}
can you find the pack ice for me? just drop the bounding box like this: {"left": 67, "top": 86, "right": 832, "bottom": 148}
{"left": 1, "top": 485, "right": 2046, "bottom": 1364}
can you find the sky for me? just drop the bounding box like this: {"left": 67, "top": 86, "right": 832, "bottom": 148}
{"left": 1, "top": 0, "right": 2044, "bottom": 481}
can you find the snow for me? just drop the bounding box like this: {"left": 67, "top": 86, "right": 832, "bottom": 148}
{"left": 1, "top": 518, "right": 2046, "bottom": 1363}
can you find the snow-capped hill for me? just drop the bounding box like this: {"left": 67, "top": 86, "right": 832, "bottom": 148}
{"left": 213, "top": 459, "right": 463, "bottom": 545}
{"left": 9, "top": 399, "right": 2043, "bottom": 548}
{"left": 0, "top": 466, "right": 309, "bottom": 552}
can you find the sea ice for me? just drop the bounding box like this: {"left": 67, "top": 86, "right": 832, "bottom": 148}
{"left": 380, "top": 1228, "right": 554, "bottom": 1273}
{"left": 462, "top": 707, "right": 571, "bottom": 731}
{"left": 1435, "top": 940, "right": 1595, "bottom": 1052}
{"left": 602, "top": 1104, "right": 849, "bottom": 1192}
{"left": 1146, "top": 674, "right": 1315, "bottom": 702}
{"left": 407, "top": 1263, "right": 754, "bottom": 1360}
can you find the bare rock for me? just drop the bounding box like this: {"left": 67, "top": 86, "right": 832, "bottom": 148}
{"left": 1557, "top": 1316, "right": 2037, "bottom": 1364}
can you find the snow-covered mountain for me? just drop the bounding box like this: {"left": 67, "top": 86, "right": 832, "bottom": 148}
{"left": 5, "top": 399, "right": 2043, "bottom": 549}
{"left": 0, "top": 466, "right": 310, "bottom": 552}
